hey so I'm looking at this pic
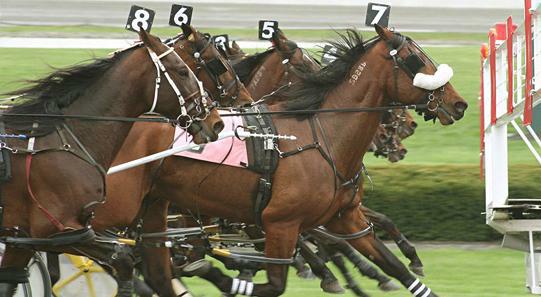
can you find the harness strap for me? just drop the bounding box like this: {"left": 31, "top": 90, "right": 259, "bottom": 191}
{"left": 311, "top": 223, "right": 374, "bottom": 241}
{"left": 25, "top": 154, "right": 66, "bottom": 231}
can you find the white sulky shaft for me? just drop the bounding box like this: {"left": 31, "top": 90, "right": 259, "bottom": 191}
{"left": 107, "top": 130, "right": 296, "bottom": 175}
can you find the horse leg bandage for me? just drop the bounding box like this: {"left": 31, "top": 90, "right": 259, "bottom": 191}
{"left": 230, "top": 278, "right": 254, "bottom": 296}
{"left": 407, "top": 278, "right": 432, "bottom": 297}
{"left": 413, "top": 64, "right": 453, "bottom": 90}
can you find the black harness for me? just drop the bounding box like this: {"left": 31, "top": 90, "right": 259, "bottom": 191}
{"left": 238, "top": 105, "right": 279, "bottom": 227}
{"left": 183, "top": 36, "right": 244, "bottom": 107}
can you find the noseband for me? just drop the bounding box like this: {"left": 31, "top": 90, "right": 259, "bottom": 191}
{"left": 146, "top": 46, "right": 210, "bottom": 129}
{"left": 385, "top": 34, "right": 448, "bottom": 121}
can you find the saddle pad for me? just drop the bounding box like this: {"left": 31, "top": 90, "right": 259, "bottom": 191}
{"left": 173, "top": 111, "right": 248, "bottom": 168}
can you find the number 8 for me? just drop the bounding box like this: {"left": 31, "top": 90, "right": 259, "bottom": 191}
{"left": 215, "top": 37, "right": 226, "bottom": 47}
{"left": 132, "top": 9, "right": 150, "bottom": 31}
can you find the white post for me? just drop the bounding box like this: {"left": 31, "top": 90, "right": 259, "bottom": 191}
{"left": 528, "top": 231, "right": 541, "bottom": 294}
{"left": 484, "top": 122, "right": 509, "bottom": 218}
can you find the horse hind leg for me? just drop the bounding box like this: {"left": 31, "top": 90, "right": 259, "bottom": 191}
{"left": 298, "top": 239, "right": 344, "bottom": 293}
{"left": 330, "top": 239, "right": 400, "bottom": 291}
{"left": 362, "top": 206, "right": 424, "bottom": 276}
{"left": 326, "top": 207, "right": 438, "bottom": 297}
{"left": 291, "top": 254, "right": 315, "bottom": 279}
{"left": 328, "top": 251, "right": 370, "bottom": 297}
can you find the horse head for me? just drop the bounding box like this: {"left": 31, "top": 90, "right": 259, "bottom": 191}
{"left": 374, "top": 25, "right": 468, "bottom": 125}
{"left": 139, "top": 29, "right": 223, "bottom": 143}
{"left": 174, "top": 24, "right": 253, "bottom": 108}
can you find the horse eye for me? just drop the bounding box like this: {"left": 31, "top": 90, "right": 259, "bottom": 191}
{"left": 178, "top": 68, "right": 189, "bottom": 77}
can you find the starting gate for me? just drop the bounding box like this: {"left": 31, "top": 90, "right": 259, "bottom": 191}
{"left": 482, "top": 0, "right": 541, "bottom": 293}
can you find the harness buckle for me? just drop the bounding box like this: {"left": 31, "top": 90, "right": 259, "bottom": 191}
{"left": 389, "top": 49, "right": 398, "bottom": 56}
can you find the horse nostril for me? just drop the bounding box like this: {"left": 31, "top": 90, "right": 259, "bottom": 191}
{"left": 454, "top": 101, "right": 468, "bottom": 113}
{"left": 400, "top": 148, "right": 408, "bottom": 155}
{"left": 213, "top": 120, "right": 225, "bottom": 135}
{"left": 410, "top": 121, "right": 418, "bottom": 129}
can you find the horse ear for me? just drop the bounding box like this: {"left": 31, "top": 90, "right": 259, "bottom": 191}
{"left": 375, "top": 24, "right": 393, "bottom": 41}
{"left": 181, "top": 24, "right": 195, "bottom": 41}
{"left": 232, "top": 41, "right": 241, "bottom": 50}
{"left": 139, "top": 29, "right": 160, "bottom": 51}
{"left": 271, "top": 29, "right": 288, "bottom": 50}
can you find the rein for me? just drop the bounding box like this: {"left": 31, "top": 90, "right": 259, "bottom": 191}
{"left": 0, "top": 113, "right": 180, "bottom": 124}
{"left": 217, "top": 103, "right": 427, "bottom": 117}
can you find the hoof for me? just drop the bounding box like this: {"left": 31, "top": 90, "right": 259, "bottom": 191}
{"left": 297, "top": 267, "right": 316, "bottom": 280}
{"left": 321, "top": 279, "right": 345, "bottom": 294}
{"left": 182, "top": 259, "right": 212, "bottom": 277}
{"left": 378, "top": 280, "right": 401, "bottom": 291}
{"left": 409, "top": 263, "right": 425, "bottom": 277}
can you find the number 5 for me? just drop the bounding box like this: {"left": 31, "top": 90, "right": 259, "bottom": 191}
{"left": 261, "top": 21, "right": 275, "bottom": 39}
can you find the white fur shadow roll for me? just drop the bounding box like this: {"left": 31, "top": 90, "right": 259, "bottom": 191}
{"left": 413, "top": 64, "right": 453, "bottom": 90}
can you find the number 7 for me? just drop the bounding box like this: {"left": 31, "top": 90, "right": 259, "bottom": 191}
{"left": 370, "top": 5, "right": 387, "bottom": 25}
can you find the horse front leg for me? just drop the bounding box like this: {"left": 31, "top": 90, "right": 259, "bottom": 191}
{"left": 362, "top": 206, "right": 424, "bottom": 276}
{"left": 0, "top": 247, "right": 34, "bottom": 296}
{"left": 198, "top": 220, "right": 299, "bottom": 297}
{"left": 71, "top": 243, "right": 135, "bottom": 297}
{"left": 250, "top": 221, "right": 299, "bottom": 297}
{"left": 326, "top": 206, "right": 438, "bottom": 297}
{"left": 138, "top": 198, "right": 179, "bottom": 297}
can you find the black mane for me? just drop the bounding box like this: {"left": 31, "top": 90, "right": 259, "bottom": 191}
{"left": 286, "top": 30, "right": 375, "bottom": 111}
{"left": 232, "top": 49, "right": 274, "bottom": 84}
{"left": 4, "top": 51, "right": 129, "bottom": 134}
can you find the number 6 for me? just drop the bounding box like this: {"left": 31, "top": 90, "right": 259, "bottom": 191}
{"left": 173, "top": 7, "right": 189, "bottom": 26}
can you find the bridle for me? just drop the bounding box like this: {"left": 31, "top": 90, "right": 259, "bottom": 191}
{"left": 176, "top": 35, "right": 243, "bottom": 107}
{"left": 385, "top": 33, "right": 447, "bottom": 121}
{"left": 145, "top": 45, "right": 211, "bottom": 129}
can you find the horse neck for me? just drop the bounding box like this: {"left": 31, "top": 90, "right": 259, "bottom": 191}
{"left": 246, "top": 52, "right": 284, "bottom": 100}
{"left": 317, "top": 58, "right": 387, "bottom": 179}
{"left": 62, "top": 50, "right": 152, "bottom": 169}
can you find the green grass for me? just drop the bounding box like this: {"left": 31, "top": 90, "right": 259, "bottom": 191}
{"left": 182, "top": 246, "right": 532, "bottom": 297}
{"left": 0, "top": 25, "right": 486, "bottom": 43}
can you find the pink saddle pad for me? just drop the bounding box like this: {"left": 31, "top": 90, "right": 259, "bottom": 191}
{"left": 173, "top": 112, "right": 248, "bottom": 168}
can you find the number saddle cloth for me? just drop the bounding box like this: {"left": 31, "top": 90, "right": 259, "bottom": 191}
{"left": 173, "top": 105, "right": 278, "bottom": 225}
{"left": 173, "top": 104, "right": 279, "bottom": 175}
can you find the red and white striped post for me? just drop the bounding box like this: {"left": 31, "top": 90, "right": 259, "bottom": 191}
{"left": 507, "top": 16, "right": 514, "bottom": 114}
{"left": 524, "top": 0, "right": 533, "bottom": 125}
{"left": 489, "top": 30, "right": 497, "bottom": 125}
{"left": 480, "top": 43, "right": 487, "bottom": 178}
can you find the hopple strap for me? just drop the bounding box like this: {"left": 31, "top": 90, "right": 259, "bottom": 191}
{"left": 0, "top": 267, "right": 29, "bottom": 284}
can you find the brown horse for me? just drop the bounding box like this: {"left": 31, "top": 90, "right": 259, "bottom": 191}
{"left": 231, "top": 29, "right": 417, "bottom": 164}
{"left": 138, "top": 26, "right": 467, "bottom": 297}
{"left": 73, "top": 25, "right": 253, "bottom": 296}
{"left": 0, "top": 29, "right": 223, "bottom": 296}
